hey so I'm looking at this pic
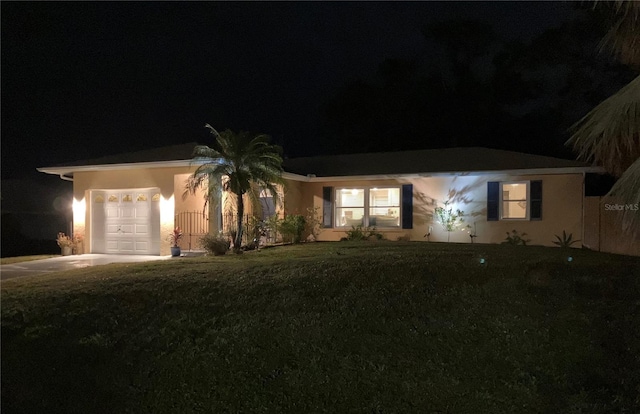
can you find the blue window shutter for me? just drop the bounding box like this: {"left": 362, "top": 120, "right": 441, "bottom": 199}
{"left": 530, "top": 180, "right": 542, "bottom": 220}
{"left": 322, "top": 187, "right": 333, "bottom": 228}
{"left": 487, "top": 182, "right": 499, "bottom": 221}
{"left": 402, "top": 184, "right": 413, "bottom": 229}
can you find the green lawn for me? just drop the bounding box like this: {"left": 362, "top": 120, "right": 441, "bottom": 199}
{"left": 2, "top": 242, "right": 639, "bottom": 413}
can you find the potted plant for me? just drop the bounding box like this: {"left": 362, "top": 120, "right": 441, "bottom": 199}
{"left": 168, "top": 227, "right": 183, "bottom": 257}
{"left": 56, "top": 232, "right": 75, "bottom": 256}
{"left": 72, "top": 233, "right": 84, "bottom": 255}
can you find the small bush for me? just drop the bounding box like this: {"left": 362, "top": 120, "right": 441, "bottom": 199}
{"left": 397, "top": 235, "right": 411, "bottom": 242}
{"left": 304, "top": 207, "right": 323, "bottom": 241}
{"left": 553, "top": 230, "right": 580, "bottom": 248}
{"left": 279, "top": 214, "right": 306, "bottom": 243}
{"left": 502, "top": 229, "right": 531, "bottom": 246}
{"left": 434, "top": 200, "right": 465, "bottom": 242}
{"left": 243, "top": 216, "right": 268, "bottom": 249}
{"left": 200, "top": 234, "right": 230, "bottom": 256}
{"left": 344, "top": 225, "right": 384, "bottom": 241}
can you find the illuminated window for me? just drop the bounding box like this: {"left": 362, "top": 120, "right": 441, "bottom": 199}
{"left": 94, "top": 195, "right": 105, "bottom": 203}
{"left": 122, "top": 194, "right": 133, "bottom": 202}
{"left": 108, "top": 195, "right": 118, "bottom": 202}
{"left": 336, "top": 188, "right": 365, "bottom": 227}
{"left": 152, "top": 193, "right": 161, "bottom": 202}
{"left": 335, "top": 187, "right": 400, "bottom": 227}
{"left": 501, "top": 182, "right": 528, "bottom": 219}
{"left": 137, "top": 194, "right": 148, "bottom": 202}
{"left": 369, "top": 188, "right": 400, "bottom": 227}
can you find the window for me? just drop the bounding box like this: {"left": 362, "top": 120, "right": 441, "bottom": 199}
{"left": 259, "top": 189, "right": 276, "bottom": 220}
{"left": 501, "top": 182, "right": 528, "bottom": 219}
{"left": 335, "top": 187, "right": 400, "bottom": 227}
{"left": 336, "top": 188, "right": 365, "bottom": 227}
{"left": 487, "top": 180, "right": 542, "bottom": 221}
{"left": 369, "top": 188, "right": 400, "bottom": 227}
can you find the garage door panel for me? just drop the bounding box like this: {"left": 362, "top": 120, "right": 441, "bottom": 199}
{"left": 92, "top": 189, "right": 161, "bottom": 255}
{"left": 120, "top": 240, "right": 134, "bottom": 251}
{"left": 120, "top": 224, "right": 135, "bottom": 233}
{"left": 135, "top": 241, "right": 149, "bottom": 252}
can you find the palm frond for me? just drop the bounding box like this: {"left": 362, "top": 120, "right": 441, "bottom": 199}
{"left": 192, "top": 144, "right": 221, "bottom": 160}
{"left": 607, "top": 157, "right": 640, "bottom": 237}
{"left": 185, "top": 126, "right": 286, "bottom": 243}
{"left": 599, "top": 1, "right": 640, "bottom": 69}
{"left": 567, "top": 74, "right": 640, "bottom": 177}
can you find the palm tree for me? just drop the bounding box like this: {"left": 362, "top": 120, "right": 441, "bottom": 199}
{"left": 567, "top": 1, "right": 640, "bottom": 235}
{"left": 186, "top": 125, "right": 285, "bottom": 252}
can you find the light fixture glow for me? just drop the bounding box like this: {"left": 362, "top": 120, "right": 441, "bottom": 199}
{"left": 160, "top": 195, "right": 175, "bottom": 223}
{"left": 73, "top": 198, "right": 86, "bottom": 225}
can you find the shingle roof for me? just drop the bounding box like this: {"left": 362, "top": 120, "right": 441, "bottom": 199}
{"left": 283, "top": 147, "right": 591, "bottom": 176}
{"left": 43, "top": 144, "right": 592, "bottom": 176}
{"left": 51, "top": 142, "right": 200, "bottom": 167}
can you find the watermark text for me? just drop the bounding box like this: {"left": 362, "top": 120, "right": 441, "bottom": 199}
{"left": 604, "top": 203, "right": 639, "bottom": 211}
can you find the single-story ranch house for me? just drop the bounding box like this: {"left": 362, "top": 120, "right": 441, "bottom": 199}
{"left": 39, "top": 143, "right": 608, "bottom": 256}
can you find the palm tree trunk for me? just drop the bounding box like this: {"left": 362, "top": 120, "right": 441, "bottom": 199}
{"left": 235, "top": 193, "right": 244, "bottom": 252}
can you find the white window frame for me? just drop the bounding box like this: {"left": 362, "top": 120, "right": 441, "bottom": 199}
{"left": 335, "top": 187, "right": 401, "bottom": 228}
{"left": 500, "top": 181, "right": 530, "bottom": 220}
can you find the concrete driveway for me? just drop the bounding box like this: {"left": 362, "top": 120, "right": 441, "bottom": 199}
{"left": 0, "top": 254, "right": 172, "bottom": 281}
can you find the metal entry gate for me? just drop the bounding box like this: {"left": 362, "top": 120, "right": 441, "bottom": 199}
{"left": 174, "top": 211, "right": 209, "bottom": 251}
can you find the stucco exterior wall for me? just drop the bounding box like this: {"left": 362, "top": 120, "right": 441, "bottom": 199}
{"left": 583, "top": 195, "right": 640, "bottom": 256}
{"left": 173, "top": 173, "right": 206, "bottom": 214}
{"left": 299, "top": 173, "right": 584, "bottom": 247}
{"left": 73, "top": 166, "right": 199, "bottom": 255}
{"left": 70, "top": 165, "right": 587, "bottom": 254}
{"left": 283, "top": 179, "right": 304, "bottom": 215}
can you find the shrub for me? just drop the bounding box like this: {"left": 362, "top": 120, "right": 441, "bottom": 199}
{"left": 553, "top": 230, "right": 580, "bottom": 248}
{"left": 434, "top": 201, "right": 465, "bottom": 242}
{"left": 279, "top": 214, "right": 306, "bottom": 244}
{"left": 244, "top": 216, "right": 268, "bottom": 249}
{"left": 304, "top": 207, "right": 323, "bottom": 241}
{"left": 502, "top": 229, "right": 531, "bottom": 246}
{"left": 344, "top": 225, "right": 384, "bottom": 241}
{"left": 262, "top": 215, "right": 281, "bottom": 244}
{"left": 200, "top": 233, "right": 230, "bottom": 256}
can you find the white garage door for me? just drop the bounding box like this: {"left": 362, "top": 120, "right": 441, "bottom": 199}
{"left": 91, "top": 189, "right": 161, "bottom": 255}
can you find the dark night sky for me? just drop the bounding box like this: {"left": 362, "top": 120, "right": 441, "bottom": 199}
{"left": 2, "top": 2, "right": 581, "bottom": 181}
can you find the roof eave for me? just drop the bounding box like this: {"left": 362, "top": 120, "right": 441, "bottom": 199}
{"left": 37, "top": 159, "right": 203, "bottom": 178}
{"left": 283, "top": 166, "right": 605, "bottom": 182}
{"left": 38, "top": 161, "right": 604, "bottom": 183}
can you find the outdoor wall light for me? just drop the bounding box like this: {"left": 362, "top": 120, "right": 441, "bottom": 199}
{"left": 567, "top": 256, "right": 573, "bottom": 262}
{"left": 160, "top": 195, "right": 175, "bottom": 223}
{"left": 72, "top": 198, "right": 86, "bottom": 225}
